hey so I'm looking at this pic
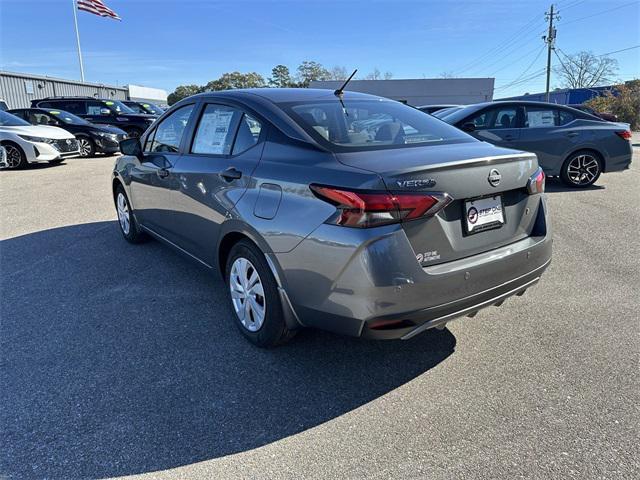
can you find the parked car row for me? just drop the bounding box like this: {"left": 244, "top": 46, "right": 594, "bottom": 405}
{"left": 0, "top": 95, "right": 167, "bottom": 168}
{"left": 0, "top": 110, "right": 80, "bottom": 168}
{"left": 418, "top": 100, "right": 632, "bottom": 187}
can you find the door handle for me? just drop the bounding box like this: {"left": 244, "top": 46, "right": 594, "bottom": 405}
{"left": 504, "top": 135, "right": 515, "bottom": 141}
{"left": 157, "top": 168, "right": 170, "bottom": 179}
{"left": 220, "top": 167, "right": 242, "bottom": 182}
{"left": 567, "top": 131, "right": 579, "bottom": 138}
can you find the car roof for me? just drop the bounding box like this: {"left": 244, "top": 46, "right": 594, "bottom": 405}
{"left": 189, "top": 88, "right": 383, "bottom": 103}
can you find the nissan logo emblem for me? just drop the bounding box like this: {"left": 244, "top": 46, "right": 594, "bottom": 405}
{"left": 488, "top": 169, "right": 501, "bottom": 187}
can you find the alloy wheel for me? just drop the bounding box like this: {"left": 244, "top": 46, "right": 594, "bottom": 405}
{"left": 229, "top": 257, "right": 266, "bottom": 332}
{"left": 567, "top": 154, "right": 599, "bottom": 185}
{"left": 4, "top": 145, "right": 23, "bottom": 169}
{"left": 116, "top": 192, "right": 130, "bottom": 235}
{"left": 78, "top": 138, "right": 92, "bottom": 157}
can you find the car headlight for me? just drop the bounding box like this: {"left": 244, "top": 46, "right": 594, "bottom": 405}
{"left": 18, "top": 135, "right": 55, "bottom": 144}
{"left": 94, "top": 131, "right": 117, "bottom": 139}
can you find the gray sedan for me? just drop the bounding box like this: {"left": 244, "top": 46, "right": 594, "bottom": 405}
{"left": 437, "top": 101, "right": 633, "bottom": 187}
{"left": 114, "top": 89, "right": 551, "bottom": 347}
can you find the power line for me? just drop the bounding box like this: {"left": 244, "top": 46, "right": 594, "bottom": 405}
{"left": 495, "top": 45, "right": 547, "bottom": 82}
{"left": 559, "top": 1, "right": 638, "bottom": 26}
{"left": 451, "top": 12, "right": 547, "bottom": 75}
{"left": 596, "top": 45, "right": 640, "bottom": 57}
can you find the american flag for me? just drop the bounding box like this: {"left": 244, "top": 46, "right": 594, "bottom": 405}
{"left": 77, "top": 0, "right": 121, "bottom": 21}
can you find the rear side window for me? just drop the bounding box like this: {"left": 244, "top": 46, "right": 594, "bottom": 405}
{"left": 232, "top": 114, "right": 262, "bottom": 155}
{"left": 146, "top": 104, "right": 194, "bottom": 153}
{"left": 52, "top": 101, "right": 85, "bottom": 115}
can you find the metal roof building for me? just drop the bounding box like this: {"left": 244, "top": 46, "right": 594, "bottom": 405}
{"left": 0, "top": 71, "right": 167, "bottom": 109}
{"left": 309, "top": 78, "right": 495, "bottom": 106}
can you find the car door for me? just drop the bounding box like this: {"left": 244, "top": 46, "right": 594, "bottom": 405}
{"left": 516, "top": 106, "right": 578, "bottom": 173}
{"left": 464, "top": 105, "right": 523, "bottom": 148}
{"left": 169, "top": 103, "right": 265, "bottom": 265}
{"left": 128, "top": 103, "right": 196, "bottom": 241}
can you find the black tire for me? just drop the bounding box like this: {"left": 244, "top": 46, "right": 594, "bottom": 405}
{"left": 126, "top": 128, "right": 143, "bottom": 139}
{"left": 225, "top": 239, "right": 295, "bottom": 347}
{"left": 114, "top": 184, "right": 147, "bottom": 243}
{"left": 77, "top": 136, "right": 96, "bottom": 157}
{"left": 560, "top": 150, "right": 602, "bottom": 188}
{"left": 2, "top": 143, "right": 27, "bottom": 169}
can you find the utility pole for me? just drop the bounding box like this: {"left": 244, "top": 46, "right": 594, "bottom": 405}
{"left": 544, "top": 4, "right": 559, "bottom": 102}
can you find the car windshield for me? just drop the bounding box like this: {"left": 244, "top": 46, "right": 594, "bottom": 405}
{"left": 140, "top": 103, "right": 164, "bottom": 115}
{"left": 0, "top": 110, "right": 30, "bottom": 126}
{"left": 281, "top": 99, "right": 472, "bottom": 151}
{"left": 433, "top": 107, "right": 462, "bottom": 118}
{"left": 47, "top": 110, "right": 90, "bottom": 125}
{"left": 106, "top": 100, "right": 135, "bottom": 113}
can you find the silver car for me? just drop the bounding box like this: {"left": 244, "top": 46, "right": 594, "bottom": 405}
{"left": 437, "top": 101, "right": 633, "bottom": 187}
{"left": 113, "top": 89, "right": 552, "bottom": 347}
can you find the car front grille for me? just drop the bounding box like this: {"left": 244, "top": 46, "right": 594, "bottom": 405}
{"left": 52, "top": 138, "right": 79, "bottom": 152}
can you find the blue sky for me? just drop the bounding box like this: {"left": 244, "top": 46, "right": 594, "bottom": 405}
{"left": 1, "top": 0, "right": 638, "bottom": 98}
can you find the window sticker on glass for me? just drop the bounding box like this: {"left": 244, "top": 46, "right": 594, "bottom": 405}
{"left": 192, "top": 107, "right": 235, "bottom": 155}
{"left": 105, "top": 101, "right": 114, "bottom": 106}
{"left": 527, "top": 110, "right": 555, "bottom": 127}
{"left": 49, "top": 111, "right": 61, "bottom": 115}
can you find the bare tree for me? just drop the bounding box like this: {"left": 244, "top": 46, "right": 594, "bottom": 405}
{"left": 365, "top": 68, "right": 382, "bottom": 80}
{"left": 383, "top": 71, "right": 393, "bottom": 80}
{"left": 327, "top": 66, "right": 349, "bottom": 80}
{"left": 438, "top": 71, "right": 456, "bottom": 79}
{"left": 554, "top": 50, "right": 618, "bottom": 89}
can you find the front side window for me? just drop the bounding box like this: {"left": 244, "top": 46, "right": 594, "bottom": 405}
{"left": 27, "top": 111, "right": 56, "bottom": 125}
{"left": 282, "top": 99, "right": 470, "bottom": 151}
{"left": 87, "top": 101, "right": 110, "bottom": 116}
{"left": 191, "top": 105, "right": 240, "bottom": 155}
{"left": 470, "top": 107, "right": 518, "bottom": 130}
{"left": 148, "top": 104, "right": 194, "bottom": 153}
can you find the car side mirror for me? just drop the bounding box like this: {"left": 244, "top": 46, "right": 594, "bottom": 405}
{"left": 461, "top": 122, "right": 476, "bottom": 132}
{"left": 100, "top": 108, "right": 112, "bottom": 116}
{"left": 120, "top": 137, "right": 142, "bottom": 159}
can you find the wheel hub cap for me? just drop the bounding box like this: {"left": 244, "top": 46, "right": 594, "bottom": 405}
{"left": 229, "top": 257, "right": 266, "bottom": 332}
{"left": 5, "top": 146, "right": 21, "bottom": 168}
{"left": 568, "top": 154, "right": 599, "bottom": 185}
{"left": 116, "top": 193, "right": 130, "bottom": 235}
{"left": 79, "top": 139, "right": 91, "bottom": 156}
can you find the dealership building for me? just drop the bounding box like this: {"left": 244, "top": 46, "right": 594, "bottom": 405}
{"left": 0, "top": 70, "right": 168, "bottom": 109}
{"left": 310, "top": 78, "right": 495, "bottom": 106}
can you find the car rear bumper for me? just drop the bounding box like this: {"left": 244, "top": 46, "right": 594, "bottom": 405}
{"left": 275, "top": 198, "right": 552, "bottom": 339}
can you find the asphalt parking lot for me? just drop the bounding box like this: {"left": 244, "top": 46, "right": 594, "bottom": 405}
{"left": 1, "top": 141, "right": 639, "bottom": 479}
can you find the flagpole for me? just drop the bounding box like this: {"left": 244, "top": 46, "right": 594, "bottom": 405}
{"left": 71, "top": 0, "right": 85, "bottom": 81}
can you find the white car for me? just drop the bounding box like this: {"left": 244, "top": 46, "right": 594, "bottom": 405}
{"left": 0, "top": 110, "right": 80, "bottom": 169}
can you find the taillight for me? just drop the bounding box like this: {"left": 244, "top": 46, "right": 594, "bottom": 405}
{"left": 527, "top": 167, "right": 545, "bottom": 194}
{"left": 310, "top": 185, "right": 452, "bottom": 228}
{"left": 615, "top": 130, "right": 632, "bottom": 141}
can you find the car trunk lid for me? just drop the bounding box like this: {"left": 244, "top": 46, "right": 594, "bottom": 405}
{"left": 335, "top": 142, "right": 543, "bottom": 266}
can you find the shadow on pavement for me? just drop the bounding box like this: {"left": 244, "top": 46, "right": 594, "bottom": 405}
{"left": 544, "top": 177, "right": 605, "bottom": 193}
{"left": 0, "top": 221, "right": 456, "bottom": 479}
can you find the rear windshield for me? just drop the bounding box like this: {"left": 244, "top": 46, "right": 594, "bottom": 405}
{"left": 280, "top": 99, "right": 473, "bottom": 151}
{"left": 0, "top": 110, "right": 30, "bottom": 126}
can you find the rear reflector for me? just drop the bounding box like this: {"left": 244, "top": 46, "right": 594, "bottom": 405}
{"left": 615, "top": 130, "right": 632, "bottom": 141}
{"left": 310, "top": 185, "right": 452, "bottom": 228}
{"left": 527, "top": 167, "right": 545, "bottom": 194}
